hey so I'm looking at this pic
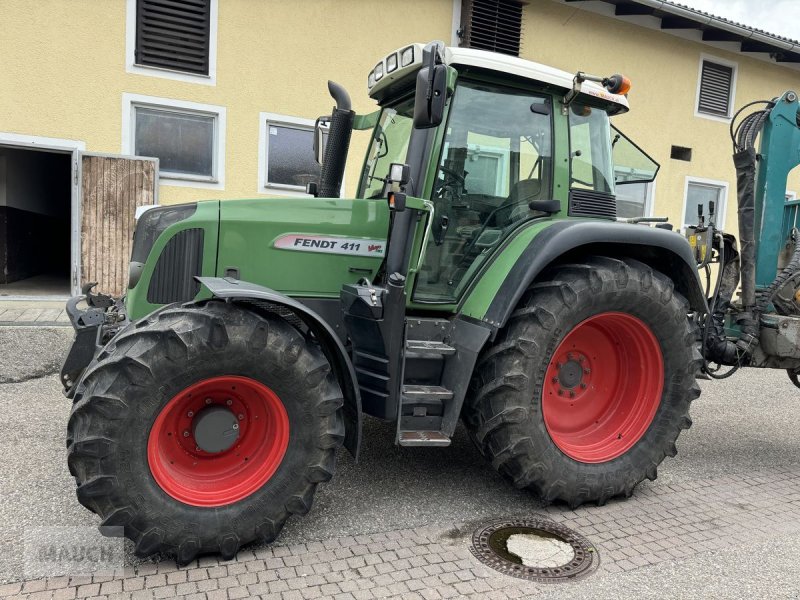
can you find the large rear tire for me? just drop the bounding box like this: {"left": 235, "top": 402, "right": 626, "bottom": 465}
{"left": 67, "top": 301, "right": 344, "bottom": 562}
{"left": 463, "top": 256, "right": 701, "bottom": 507}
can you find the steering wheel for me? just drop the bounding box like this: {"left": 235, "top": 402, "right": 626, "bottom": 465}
{"left": 433, "top": 166, "right": 466, "bottom": 199}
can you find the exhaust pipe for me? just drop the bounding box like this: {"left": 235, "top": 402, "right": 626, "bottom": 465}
{"left": 317, "top": 81, "right": 355, "bottom": 198}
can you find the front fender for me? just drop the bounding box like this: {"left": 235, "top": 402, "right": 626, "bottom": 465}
{"left": 198, "top": 277, "right": 362, "bottom": 460}
{"left": 462, "top": 220, "right": 707, "bottom": 332}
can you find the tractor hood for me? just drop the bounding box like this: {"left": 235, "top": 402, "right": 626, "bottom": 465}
{"left": 216, "top": 196, "right": 389, "bottom": 297}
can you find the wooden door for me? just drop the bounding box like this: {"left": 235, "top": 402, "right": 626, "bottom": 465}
{"left": 80, "top": 154, "right": 158, "bottom": 296}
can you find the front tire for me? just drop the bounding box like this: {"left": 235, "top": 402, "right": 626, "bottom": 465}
{"left": 463, "top": 256, "right": 701, "bottom": 507}
{"left": 67, "top": 301, "right": 344, "bottom": 562}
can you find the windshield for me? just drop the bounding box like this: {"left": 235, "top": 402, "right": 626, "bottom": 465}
{"left": 568, "top": 104, "right": 615, "bottom": 194}
{"left": 358, "top": 98, "right": 414, "bottom": 199}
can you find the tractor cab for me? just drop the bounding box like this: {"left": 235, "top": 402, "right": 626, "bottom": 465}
{"left": 324, "top": 42, "right": 656, "bottom": 446}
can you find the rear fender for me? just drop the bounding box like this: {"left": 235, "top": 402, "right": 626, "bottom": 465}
{"left": 471, "top": 220, "right": 708, "bottom": 335}
{"left": 198, "top": 277, "right": 362, "bottom": 460}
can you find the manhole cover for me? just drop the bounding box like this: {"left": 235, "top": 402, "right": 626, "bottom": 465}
{"left": 470, "top": 517, "right": 598, "bottom": 582}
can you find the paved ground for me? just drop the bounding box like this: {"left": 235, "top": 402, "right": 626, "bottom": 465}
{"left": 0, "top": 304, "right": 70, "bottom": 326}
{"left": 1, "top": 331, "right": 800, "bottom": 598}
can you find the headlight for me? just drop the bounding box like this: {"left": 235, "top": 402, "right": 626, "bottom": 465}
{"left": 400, "top": 46, "right": 414, "bottom": 67}
{"left": 374, "top": 62, "right": 384, "bottom": 81}
{"left": 386, "top": 53, "right": 398, "bottom": 73}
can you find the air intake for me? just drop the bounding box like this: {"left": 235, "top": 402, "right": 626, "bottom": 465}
{"left": 569, "top": 189, "right": 617, "bottom": 219}
{"left": 147, "top": 228, "right": 204, "bottom": 304}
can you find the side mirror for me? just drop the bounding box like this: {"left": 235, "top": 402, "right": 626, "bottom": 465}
{"left": 313, "top": 116, "right": 330, "bottom": 165}
{"left": 413, "top": 63, "right": 446, "bottom": 129}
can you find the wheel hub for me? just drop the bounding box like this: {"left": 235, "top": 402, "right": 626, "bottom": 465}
{"left": 192, "top": 406, "right": 240, "bottom": 453}
{"left": 557, "top": 357, "right": 585, "bottom": 390}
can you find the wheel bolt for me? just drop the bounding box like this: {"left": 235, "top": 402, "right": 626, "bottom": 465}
{"left": 183, "top": 430, "right": 190, "bottom": 437}
{"left": 567, "top": 353, "right": 573, "bottom": 360}
{"left": 232, "top": 423, "right": 239, "bottom": 430}
{"left": 187, "top": 411, "right": 194, "bottom": 418}
{"left": 569, "top": 391, "right": 575, "bottom": 398}
{"left": 237, "top": 414, "right": 244, "bottom": 420}
{"left": 195, "top": 446, "right": 201, "bottom": 451}
{"left": 584, "top": 368, "right": 591, "bottom": 374}
{"left": 551, "top": 377, "right": 558, "bottom": 383}
{"left": 578, "top": 356, "right": 584, "bottom": 362}
{"left": 226, "top": 399, "right": 233, "bottom": 406}
{"left": 580, "top": 383, "right": 587, "bottom": 389}
{"left": 558, "top": 390, "right": 563, "bottom": 396}
{"left": 556, "top": 362, "right": 563, "bottom": 369}
{"left": 205, "top": 398, "right": 212, "bottom": 404}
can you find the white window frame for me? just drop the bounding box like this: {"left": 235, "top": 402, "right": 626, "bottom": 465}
{"left": 681, "top": 176, "right": 729, "bottom": 229}
{"left": 615, "top": 176, "right": 656, "bottom": 219}
{"left": 258, "top": 113, "right": 342, "bottom": 198}
{"left": 125, "top": 0, "right": 218, "bottom": 86}
{"left": 122, "top": 93, "right": 226, "bottom": 190}
{"left": 694, "top": 53, "right": 738, "bottom": 123}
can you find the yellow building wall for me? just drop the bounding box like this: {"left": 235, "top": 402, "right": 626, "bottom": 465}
{"left": 520, "top": 0, "right": 800, "bottom": 233}
{"left": 2, "top": 0, "right": 799, "bottom": 231}
{"left": 0, "top": 0, "right": 453, "bottom": 205}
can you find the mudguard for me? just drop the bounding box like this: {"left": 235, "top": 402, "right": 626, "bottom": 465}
{"left": 481, "top": 220, "right": 708, "bottom": 331}
{"left": 198, "top": 277, "right": 362, "bottom": 460}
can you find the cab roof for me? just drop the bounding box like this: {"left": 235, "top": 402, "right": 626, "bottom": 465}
{"left": 367, "top": 43, "right": 630, "bottom": 115}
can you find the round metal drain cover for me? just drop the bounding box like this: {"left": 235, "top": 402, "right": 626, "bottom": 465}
{"left": 470, "top": 517, "right": 598, "bottom": 582}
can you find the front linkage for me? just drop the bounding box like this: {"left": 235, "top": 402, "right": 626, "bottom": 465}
{"left": 60, "top": 283, "right": 127, "bottom": 394}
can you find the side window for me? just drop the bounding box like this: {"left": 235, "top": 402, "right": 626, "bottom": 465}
{"left": 611, "top": 126, "right": 660, "bottom": 218}
{"left": 568, "top": 104, "right": 614, "bottom": 194}
{"left": 415, "top": 82, "right": 552, "bottom": 302}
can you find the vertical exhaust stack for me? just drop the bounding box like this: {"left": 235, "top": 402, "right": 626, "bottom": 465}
{"left": 318, "top": 81, "right": 355, "bottom": 198}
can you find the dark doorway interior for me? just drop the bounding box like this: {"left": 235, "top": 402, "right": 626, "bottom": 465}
{"left": 0, "top": 146, "right": 71, "bottom": 296}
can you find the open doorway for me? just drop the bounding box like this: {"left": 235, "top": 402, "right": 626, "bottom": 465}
{"left": 0, "top": 145, "right": 72, "bottom": 297}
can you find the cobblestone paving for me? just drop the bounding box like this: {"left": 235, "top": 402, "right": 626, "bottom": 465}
{"left": 3, "top": 466, "right": 799, "bottom": 600}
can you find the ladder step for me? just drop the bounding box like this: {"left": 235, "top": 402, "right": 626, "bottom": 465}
{"left": 405, "top": 340, "right": 456, "bottom": 356}
{"left": 402, "top": 385, "right": 454, "bottom": 400}
{"left": 398, "top": 430, "right": 451, "bottom": 447}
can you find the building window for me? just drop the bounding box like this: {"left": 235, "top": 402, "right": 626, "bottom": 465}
{"left": 615, "top": 178, "right": 655, "bottom": 219}
{"left": 259, "top": 113, "right": 327, "bottom": 195}
{"left": 696, "top": 56, "right": 737, "bottom": 120}
{"left": 460, "top": 0, "right": 524, "bottom": 57}
{"left": 126, "top": 0, "right": 218, "bottom": 85}
{"left": 683, "top": 178, "right": 727, "bottom": 228}
{"left": 123, "top": 93, "right": 226, "bottom": 189}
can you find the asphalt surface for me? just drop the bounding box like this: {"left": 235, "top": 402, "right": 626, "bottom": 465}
{"left": 1, "top": 331, "right": 800, "bottom": 596}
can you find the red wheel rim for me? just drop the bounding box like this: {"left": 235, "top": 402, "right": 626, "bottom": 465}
{"left": 542, "top": 312, "right": 663, "bottom": 463}
{"left": 147, "top": 376, "right": 289, "bottom": 507}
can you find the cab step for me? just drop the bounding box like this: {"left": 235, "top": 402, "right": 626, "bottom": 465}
{"left": 405, "top": 340, "right": 456, "bottom": 356}
{"left": 401, "top": 384, "right": 453, "bottom": 400}
{"left": 398, "top": 430, "right": 451, "bottom": 447}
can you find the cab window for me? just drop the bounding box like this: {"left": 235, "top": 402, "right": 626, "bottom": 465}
{"left": 415, "top": 81, "right": 553, "bottom": 302}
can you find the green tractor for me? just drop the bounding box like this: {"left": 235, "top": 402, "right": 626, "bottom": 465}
{"left": 62, "top": 41, "right": 800, "bottom": 563}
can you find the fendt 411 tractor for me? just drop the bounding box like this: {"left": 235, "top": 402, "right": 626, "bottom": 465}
{"left": 62, "top": 41, "right": 800, "bottom": 562}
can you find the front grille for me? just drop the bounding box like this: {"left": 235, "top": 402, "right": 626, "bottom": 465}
{"left": 147, "top": 228, "right": 204, "bottom": 304}
{"left": 569, "top": 189, "right": 617, "bottom": 219}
